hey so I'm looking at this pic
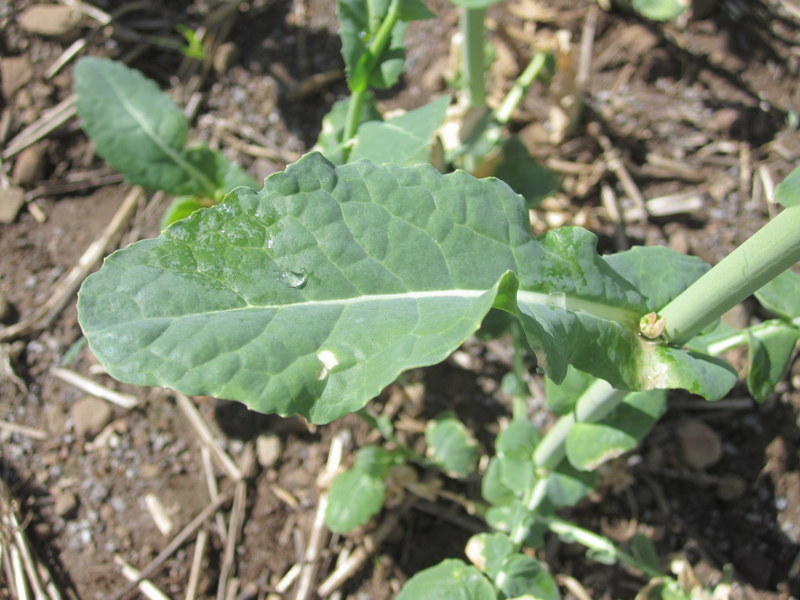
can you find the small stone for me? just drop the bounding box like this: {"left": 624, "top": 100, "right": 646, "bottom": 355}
{"left": 54, "top": 489, "right": 78, "bottom": 518}
{"left": 12, "top": 143, "right": 47, "bottom": 185}
{"left": 0, "top": 186, "right": 26, "bottom": 224}
{"left": 677, "top": 419, "right": 723, "bottom": 470}
{"left": 138, "top": 463, "right": 161, "bottom": 479}
{"left": 44, "top": 404, "right": 67, "bottom": 435}
{"left": 0, "top": 55, "right": 33, "bottom": 100}
{"left": 256, "top": 434, "right": 282, "bottom": 469}
{"left": 71, "top": 397, "right": 113, "bottom": 440}
{"left": 18, "top": 4, "right": 80, "bottom": 37}
{"left": 716, "top": 474, "right": 747, "bottom": 501}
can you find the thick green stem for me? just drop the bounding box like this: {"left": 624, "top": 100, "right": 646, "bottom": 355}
{"left": 495, "top": 51, "right": 547, "bottom": 125}
{"left": 544, "top": 516, "right": 665, "bottom": 581}
{"left": 533, "top": 378, "right": 625, "bottom": 471}
{"left": 461, "top": 7, "right": 487, "bottom": 109}
{"left": 343, "top": 89, "right": 368, "bottom": 149}
{"left": 660, "top": 205, "right": 800, "bottom": 346}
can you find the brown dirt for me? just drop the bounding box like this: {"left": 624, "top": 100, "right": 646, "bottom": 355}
{"left": 1, "top": 0, "right": 799, "bottom": 599}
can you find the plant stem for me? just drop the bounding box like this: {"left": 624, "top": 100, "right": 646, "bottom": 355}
{"left": 343, "top": 89, "right": 368, "bottom": 149}
{"left": 495, "top": 51, "right": 547, "bottom": 125}
{"left": 543, "top": 516, "right": 665, "bottom": 581}
{"left": 532, "top": 378, "right": 625, "bottom": 471}
{"left": 460, "top": 7, "right": 487, "bottom": 109}
{"left": 660, "top": 205, "right": 800, "bottom": 346}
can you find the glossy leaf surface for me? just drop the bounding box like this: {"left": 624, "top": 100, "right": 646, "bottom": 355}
{"left": 79, "top": 153, "right": 735, "bottom": 424}
{"left": 397, "top": 559, "right": 496, "bottom": 600}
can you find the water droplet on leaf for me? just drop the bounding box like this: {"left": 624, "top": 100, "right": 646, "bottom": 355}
{"left": 278, "top": 268, "right": 307, "bottom": 289}
{"left": 545, "top": 292, "right": 566, "bottom": 309}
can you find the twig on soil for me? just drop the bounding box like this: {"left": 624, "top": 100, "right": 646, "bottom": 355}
{"left": 294, "top": 430, "right": 348, "bottom": 600}
{"left": 51, "top": 367, "right": 138, "bottom": 409}
{"left": 600, "top": 182, "right": 629, "bottom": 251}
{"left": 317, "top": 495, "right": 416, "bottom": 598}
{"left": 275, "top": 564, "right": 301, "bottom": 594}
{"left": 576, "top": 3, "right": 598, "bottom": 88}
{"left": 114, "top": 554, "right": 171, "bottom": 600}
{"left": 45, "top": 39, "right": 88, "bottom": 79}
{"left": 109, "top": 488, "right": 235, "bottom": 600}
{"left": 175, "top": 393, "right": 243, "bottom": 482}
{"left": 200, "top": 446, "right": 229, "bottom": 542}
{"left": 0, "top": 186, "right": 143, "bottom": 343}
{"left": 144, "top": 493, "right": 175, "bottom": 537}
{"left": 216, "top": 444, "right": 255, "bottom": 600}
{"left": 1, "top": 95, "right": 77, "bottom": 161}
{"left": 0, "top": 420, "right": 48, "bottom": 441}
{"left": 587, "top": 121, "right": 650, "bottom": 223}
{"left": 184, "top": 528, "right": 208, "bottom": 600}
{"left": 1, "top": 476, "right": 64, "bottom": 600}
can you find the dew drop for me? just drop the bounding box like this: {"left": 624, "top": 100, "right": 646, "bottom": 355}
{"left": 278, "top": 268, "right": 308, "bottom": 289}
{"left": 545, "top": 292, "right": 566, "bottom": 309}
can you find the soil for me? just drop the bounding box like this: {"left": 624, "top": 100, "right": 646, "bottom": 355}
{"left": 2, "top": 0, "right": 800, "bottom": 599}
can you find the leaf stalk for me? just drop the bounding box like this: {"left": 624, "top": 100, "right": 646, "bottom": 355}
{"left": 660, "top": 206, "right": 800, "bottom": 346}
{"left": 460, "top": 7, "right": 487, "bottom": 109}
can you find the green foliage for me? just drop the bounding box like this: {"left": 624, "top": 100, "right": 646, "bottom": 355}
{"left": 775, "top": 165, "right": 800, "bottom": 207}
{"left": 397, "top": 559, "right": 496, "bottom": 600}
{"left": 626, "top": 0, "right": 686, "bottom": 21}
{"left": 74, "top": 57, "right": 255, "bottom": 202}
{"left": 425, "top": 412, "right": 479, "bottom": 477}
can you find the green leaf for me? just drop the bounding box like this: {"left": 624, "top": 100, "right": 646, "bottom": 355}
{"left": 630, "top": 532, "right": 661, "bottom": 573}
{"left": 397, "top": 559, "right": 496, "bottom": 600}
{"left": 314, "top": 94, "right": 383, "bottom": 164}
{"left": 426, "top": 412, "right": 479, "bottom": 478}
{"left": 398, "top": 0, "right": 436, "bottom": 20}
{"left": 79, "top": 155, "right": 736, "bottom": 426}
{"left": 485, "top": 501, "right": 545, "bottom": 547}
{"left": 544, "top": 366, "right": 595, "bottom": 416}
{"left": 545, "top": 461, "right": 597, "bottom": 507}
{"left": 775, "top": 166, "right": 800, "bottom": 207}
{"left": 325, "top": 469, "right": 385, "bottom": 533}
{"left": 74, "top": 57, "right": 253, "bottom": 198}
{"left": 565, "top": 390, "right": 666, "bottom": 471}
{"left": 355, "top": 445, "right": 402, "bottom": 478}
{"left": 160, "top": 197, "right": 209, "bottom": 229}
{"left": 465, "top": 532, "right": 515, "bottom": 579}
{"left": 497, "top": 419, "right": 541, "bottom": 459}
{"left": 351, "top": 96, "right": 450, "bottom": 166}
{"left": 747, "top": 325, "right": 799, "bottom": 402}
{"left": 495, "top": 554, "right": 560, "bottom": 600}
{"left": 755, "top": 268, "right": 800, "bottom": 319}
{"left": 630, "top": 0, "right": 686, "bottom": 21}
{"left": 603, "top": 246, "right": 711, "bottom": 313}
{"left": 492, "top": 136, "right": 560, "bottom": 207}
{"left": 338, "top": 0, "right": 411, "bottom": 91}
{"left": 481, "top": 457, "right": 517, "bottom": 506}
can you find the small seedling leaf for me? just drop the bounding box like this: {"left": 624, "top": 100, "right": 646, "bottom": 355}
{"left": 565, "top": 390, "right": 666, "bottom": 471}
{"left": 747, "top": 325, "right": 799, "bottom": 402}
{"left": 496, "top": 418, "right": 541, "bottom": 459}
{"left": 396, "top": 559, "right": 496, "bottom": 600}
{"left": 355, "top": 445, "right": 403, "bottom": 478}
{"left": 425, "top": 412, "right": 479, "bottom": 478}
{"left": 495, "top": 554, "right": 560, "bottom": 600}
{"left": 325, "top": 469, "right": 385, "bottom": 533}
{"left": 74, "top": 57, "right": 254, "bottom": 198}
{"left": 481, "top": 457, "right": 517, "bottom": 506}
{"left": 314, "top": 94, "right": 383, "bottom": 164}
{"left": 630, "top": 0, "right": 686, "bottom": 21}
{"left": 755, "top": 269, "right": 800, "bottom": 319}
{"left": 160, "top": 197, "right": 209, "bottom": 229}
{"left": 544, "top": 366, "right": 595, "bottom": 416}
{"left": 631, "top": 532, "right": 661, "bottom": 573}
{"left": 351, "top": 96, "right": 450, "bottom": 166}
{"left": 465, "top": 532, "right": 515, "bottom": 578}
{"left": 775, "top": 165, "right": 800, "bottom": 207}
{"left": 545, "top": 462, "right": 597, "bottom": 507}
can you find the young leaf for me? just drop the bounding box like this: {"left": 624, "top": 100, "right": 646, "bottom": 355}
{"left": 545, "top": 461, "right": 597, "bottom": 507}
{"left": 544, "top": 366, "right": 595, "bottom": 416}
{"left": 74, "top": 57, "right": 254, "bottom": 198}
{"left": 396, "top": 559, "right": 496, "bottom": 600}
{"left": 629, "top": 0, "right": 686, "bottom": 21}
{"left": 325, "top": 468, "right": 385, "bottom": 533}
{"left": 494, "top": 554, "right": 560, "bottom": 600}
{"left": 755, "top": 268, "right": 800, "bottom": 319}
{"left": 425, "top": 412, "right": 479, "bottom": 478}
{"left": 160, "top": 197, "right": 210, "bottom": 229}
{"left": 747, "top": 326, "right": 799, "bottom": 402}
{"left": 314, "top": 94, "right": 383, "bottom": 165}
{"left": 774, "top": 165, "right": 800, "bottom": 207}
{"left": 448, "top": 0, "right": 502, "bottom": 7}
{"left": 565, "top": 390, "right": 666, "bottom": 471}
{"left": 79, "top": 154, "right": 736, "bottom": 425}
{"left": 351, "top": 96, "right": 450, "bottom": 166}
{"left": 465, "top": 532, "right": 515, "bottom": 579}
{"left": 481, "top": 457, "right": 517, "bottom": 506}
{"left": 355, "top": 445, "right": 403, "bottom": 478}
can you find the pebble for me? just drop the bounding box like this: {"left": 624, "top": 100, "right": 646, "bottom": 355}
{"left": 71, "top": 396, "right": 113, "bottom": 440}
{"left": 54, "top": 489, "right": 78, "bottom": 518}
{"left": 12, "top": 143, "right": 47, "bottom": 185}
{"left": 0, "top": 55, "right": 33, "bottom": 101}
{"left": 0, "top": 186, "right": 26, "bottom": 224}
{"left": 44, "top": 403, "right": 67, "bottom": 435}
{"left": 18, "top": 4, "right": 80, "bottom": 37}
{"left": 256, "top": 433, "right": 282, "bottom": 469}
{"left": 677, "top": 419, "right": 723, "bottom": 470}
